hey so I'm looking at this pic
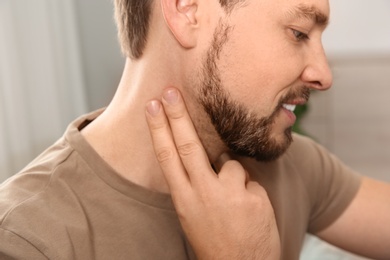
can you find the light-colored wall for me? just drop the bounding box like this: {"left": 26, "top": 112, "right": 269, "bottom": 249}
{"left": 74, "top": 0, "right": 124, "bottom": 110}
{"left": 324, "top": 0, "right": 390, "bottom": 55}
{"left": 0, "top": 0, "right": 87, "bottom": 180}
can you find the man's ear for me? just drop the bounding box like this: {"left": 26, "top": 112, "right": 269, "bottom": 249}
{"left": 161, "top": 0, "right": 198, "bottom": 48}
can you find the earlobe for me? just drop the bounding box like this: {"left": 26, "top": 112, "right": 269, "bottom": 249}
{"left": 161, "top": 0, "right": 198, "bottom": 48}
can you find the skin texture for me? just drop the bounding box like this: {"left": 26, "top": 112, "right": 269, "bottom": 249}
{"left": 195, "top": 20, "right": 311, "bottom": 160}
{"left": 175, "top": 0, "right": 333, "bottom": 164}
{"left": 146, "top": 88, "right": 281, "bottom": 259}
{"left": 81, "top": 0, "right": 390, "bottom": 258}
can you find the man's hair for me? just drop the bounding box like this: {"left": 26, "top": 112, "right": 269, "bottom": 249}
{"left": 113, "top": 0, "right": 244, "bottom": 59}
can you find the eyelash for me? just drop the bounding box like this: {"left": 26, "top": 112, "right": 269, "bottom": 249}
{"left": 292, "top": 29, "right": 309, "bottom": 41}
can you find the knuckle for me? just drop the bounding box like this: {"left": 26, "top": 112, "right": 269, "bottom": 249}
{"left": 249, "top": 181, "right": 266, "bottom": 192}
{"left": 167, "top": 106, "right": 185, "bottom": 120}
{"left": 224, "top": 160, "right": 244, "bottom": 170}
{"left": 148, "top": 120, "right": 166, "bottom": 131}
{"left": 155, "top": 147, "right": 174, "bottom": 163}
{"left": 177, "top": 141, "right": 200, "bottom": 156}
{"left": 249, "top": 183, "right": 271, "bottom": 203}
{"left": 220, "top": 160, "right": 246, "bottom": 175}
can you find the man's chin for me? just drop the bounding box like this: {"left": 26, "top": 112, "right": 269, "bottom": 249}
{"left": 252, "top": 130, "right": 294, "bottom": 162}
{"left": 271, "top": 127, "right": 293, "bottom": 144}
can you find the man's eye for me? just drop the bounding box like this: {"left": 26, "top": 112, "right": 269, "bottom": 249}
{"left": 292, "top": 29, "right": 309, "bottom": 41}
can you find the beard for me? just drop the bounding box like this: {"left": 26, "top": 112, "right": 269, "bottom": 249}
{"left": 197, "top": 21, "right": 310, "bottom": 162}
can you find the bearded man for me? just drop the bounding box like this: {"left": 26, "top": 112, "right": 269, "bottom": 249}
{"left": 0, "top": 0, "right": 389, "bottom": 259}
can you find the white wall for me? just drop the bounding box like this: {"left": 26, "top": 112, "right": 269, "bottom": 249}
{"left": 324, "top": 0, "right": 390, "bottom": 56}
{"left": 0, "top": 0, "right": 87, "bottom": 181}
{"left": 74, "top": 0, "right": 124, "bottom": 110}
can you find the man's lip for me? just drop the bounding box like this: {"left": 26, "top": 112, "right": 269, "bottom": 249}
{"left": 281, "top": 105, "right": 297, "bottom": 124}
{"left": 282, "top": 98, "right": 308, "bottom": 106}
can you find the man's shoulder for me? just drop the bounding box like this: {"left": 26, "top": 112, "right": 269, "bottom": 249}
{"left": 0, "top": 137, "right": 75, "bottom": 224}
{"left": 0, "top": 138, "right": 90, "bottom": 258}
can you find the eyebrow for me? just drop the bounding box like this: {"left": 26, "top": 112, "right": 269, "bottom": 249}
{"left": 286, "top": 4, "right": 329, "bottom": 27}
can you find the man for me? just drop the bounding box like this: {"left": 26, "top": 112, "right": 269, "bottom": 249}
{"left": 0, "top": 0, "right": 389, "bottom": 259}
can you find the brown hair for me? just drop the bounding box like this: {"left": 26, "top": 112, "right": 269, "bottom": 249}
{"left": 114, "top": 0, "right": 244, "bottom": 59}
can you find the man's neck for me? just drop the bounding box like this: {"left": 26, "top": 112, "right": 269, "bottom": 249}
{"left": 81, "top": 58, "right": 227, "bottom": 193}
{"left": 80, "top": 58, "right": 168, "bottom": 193}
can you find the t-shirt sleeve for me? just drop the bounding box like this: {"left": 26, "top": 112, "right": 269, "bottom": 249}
{"left": 290, "top": 134, "right": 362, "bottom": 234}
{"left": 0, "top": 227, "right": 48, "bottom": 260}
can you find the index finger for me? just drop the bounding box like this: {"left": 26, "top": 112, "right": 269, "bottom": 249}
{"left": 161, "top": 88, "right": 217, "bottom": 184}
{"left": 145, "top": 99, "right": 191, "bottom": 194}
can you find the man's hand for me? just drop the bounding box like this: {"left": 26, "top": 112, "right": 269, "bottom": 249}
{"left": 145, "top": 88, "right": 281, "bottom": 259}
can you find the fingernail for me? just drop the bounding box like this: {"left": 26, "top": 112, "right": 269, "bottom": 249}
{"left": 146, "top": 100, "right": 161, "bottom": 116}
{"left": 163, "top": 89, "right": 178, "bottom": 105}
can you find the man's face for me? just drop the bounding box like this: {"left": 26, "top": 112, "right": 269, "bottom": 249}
{"left": 194, "top": 0, "right": 332, "bottom": 161}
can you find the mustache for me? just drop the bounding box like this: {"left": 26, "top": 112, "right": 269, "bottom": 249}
{"left": 264, "top": 86, "right": 311, "bottom": 124}
{"left": 277, "top": 87, "right": 311, "bottom": 109}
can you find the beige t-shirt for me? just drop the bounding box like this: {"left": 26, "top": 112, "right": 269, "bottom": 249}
{"left": 0, "top": 110, "right": 361, "bottom": 260}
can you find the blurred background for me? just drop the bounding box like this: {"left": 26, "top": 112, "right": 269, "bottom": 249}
{"left": 0, "top": 0, "right": 389, "bottom": 259}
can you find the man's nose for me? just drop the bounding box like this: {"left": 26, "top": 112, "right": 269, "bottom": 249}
{"left": 301, "top": 45, "right": 333, "bottom": 91}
